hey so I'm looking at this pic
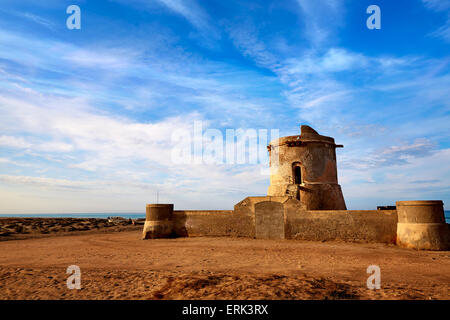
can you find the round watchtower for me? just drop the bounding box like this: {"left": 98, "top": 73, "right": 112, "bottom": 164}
{"left": 142, "top": 204, "right": 174, "bottom": 239}
{"left": 267, "top": 125, "right": 346, "bottom": 210}
{"left": 396, "top": 200, "right": 450, "bottom": 250}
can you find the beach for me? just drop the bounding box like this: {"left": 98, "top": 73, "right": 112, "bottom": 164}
{"left": 0, "top": 217, "right": 141, "bottom": 241}
{"left": 0, "top": 218, "right": 449, "bottom": 300}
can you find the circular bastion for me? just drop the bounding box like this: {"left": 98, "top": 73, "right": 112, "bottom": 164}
{"left": 142, "top": 204, "right": 174, "bottom": 239}
{"left": 396, "top": 200, "right": 450, "bottom": 250}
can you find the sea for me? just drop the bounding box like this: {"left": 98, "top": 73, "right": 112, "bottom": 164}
{"left": 0, "top": 211, "right": 449, "bottom": 223}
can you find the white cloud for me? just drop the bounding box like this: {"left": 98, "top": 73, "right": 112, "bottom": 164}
{"left": 282, "top": 48, "right": 368, "bottom": 75}
{"left": 112, "top": 0, "right": 220, "bottom": 44}
{"left": 422, "top": 0, "right": 450, "bottom": 42}
{"left": 37, "top": 142, "right": 74, "bottom": 153}
{"left": 63, "top": 48, "right": 137, "bottom": 70}
{"left": 227, "top": 21, "right": 281, "bottom": 69}
{"left": 156, "top": 0, "right": 210, "bottom": 30}
{"left": 341, "top": 139, "right": 437, "bottom": 170}
{"left": 0, "top": 87, "right": 272, "bottom": 211}
{"left": 296, "top": 0, "right": 345, "bottom": 46}
{"left": 422, "top": 0, "right": 450, "bottom": 11}
{"left": 0, "top": 135, "right": 31, "bottom": 149}
{"left": 0, "top": 4, "right": 449, "bottom": 212}
{"left": 22, "top": 12, "right": 54, "bottom": 29}
{"left": 0, "top": 133, "right": 73, "bottom": 153}
{"left": 0, "top": 29, "right": 142, "bottom": 76}
{"left": 430, "top": 17, "right": 450, "bottom": 42}
{"left": 340, "top": 148, "right": 450, "bottom": 209}
{"left": 0, "top": 92, "right": 194, "bottom": 164}
{"left": 0, "top": 158, "right": 34, "bottom": 167}
{"left": 0, "top": 174, "right": 93, "bottom": 190}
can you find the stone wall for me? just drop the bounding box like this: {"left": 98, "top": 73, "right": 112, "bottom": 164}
{"left": 254, "top": 201, "right": 285, "bottom": 240}
{"left": 169, "top": 202, "right": 398, "bottom": 244}
{"left": 284, "top": 199, "right": 397, "bottom": 243}
{"left": 172, "top": 210, "right": 253, "bottom": 237}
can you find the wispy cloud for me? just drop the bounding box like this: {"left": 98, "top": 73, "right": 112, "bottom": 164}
{"left": 155, "top": 0, "right": 211, "bottom": 30}
{"left": 430, "top": 17, "right": 450, "bottom": 42}
{"left": 113, "top": 0, "right": 220, "bottom": 45}
{"left": 21, "top": 12, "right": 54, "bottom": 29}
{"left": 227, "top": 20, "right": 281, "bottom": 69}
{"left": 422, "top": 0, "right": 450, "bottom": 12}
{"left": 224, "top": 7, "right": 450, "bottom": 209}
{"left": 0, "top": 85, "right": 272, "bottom": 211}
{"left": 0, "top": 1, "right": 449, "bottom": 212}
{"left": 63, "top": 48, "right": 138, "bottom": 70}
{"left": 282, "top": 48, "right": 369, "bottom": 75}
{"left": 296, "top": 0, "right": 345, "bottom": 46}
{"left": 341, "top": 139, "right": 437, "bottom": 170}
{"left": 423, "top": 0, "right": 450, "bottom": 42}
{"left": 0, "top": 135, "right": 31, "bottom": 149}
{"left": 340, "top": 148, "right": 450, "bottom": 209}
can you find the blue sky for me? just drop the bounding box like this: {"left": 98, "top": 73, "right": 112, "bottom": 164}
{"left": 0, "top": 0, "right": 449, "bottom": 213}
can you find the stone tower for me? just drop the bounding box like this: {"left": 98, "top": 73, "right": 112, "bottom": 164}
{"left": 267, "top": 125, "right": 346, "bottom": 210}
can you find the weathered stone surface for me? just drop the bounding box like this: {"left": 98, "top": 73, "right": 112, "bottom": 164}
{"left": 255, "top": 201, "right": 285, "bottom": 239}
{"left": 172, "top": 210, "right": 251, "bottom": 237}
{"left": 396, "top": 200, "right": 450, "bottom": 250}
{"left": 233, "top": 196, "right": 290, "bottom": 216}
{"left": 397, "top": 200, "right": 445, "bottom": 223}
{"left": 397, "top": 223, "right": 450, "bottom": 251}
{"left": 142, "top": 220, "right": 173, "bottom": 239}
{"left": 285, "top": 209, "right": 398, "bottom": 243}
{"left": 139, "top": 125, "right": 449, "bottom": 251}
{"left": 142, "top": 204, "right": 174, "bottom": 239}
{"left": 267, "top": 125, "right": 346, "bottom": 210}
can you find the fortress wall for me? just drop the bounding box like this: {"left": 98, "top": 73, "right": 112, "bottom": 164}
{"left": 285, "top": 209, "right": 398, "bottom": 243}
{"left": 145, "top": 202, "right": 398, "bottom": 244}
{"left": 172, "top": 210, "right": 252, "bottom": 237}
{"left": 170, "top": 207, "right": 398, "bottom": 244}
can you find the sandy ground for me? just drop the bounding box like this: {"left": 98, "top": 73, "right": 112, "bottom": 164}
{"left": 0, "top": 230, "right": 449, "bottom": 300}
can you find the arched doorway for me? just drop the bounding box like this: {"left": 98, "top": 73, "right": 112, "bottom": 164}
{"left": 292, "top": 162, "right": 303, "bottom": 185}
{"left": 294, "top": 166, "right": 302, "bottom": 184}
